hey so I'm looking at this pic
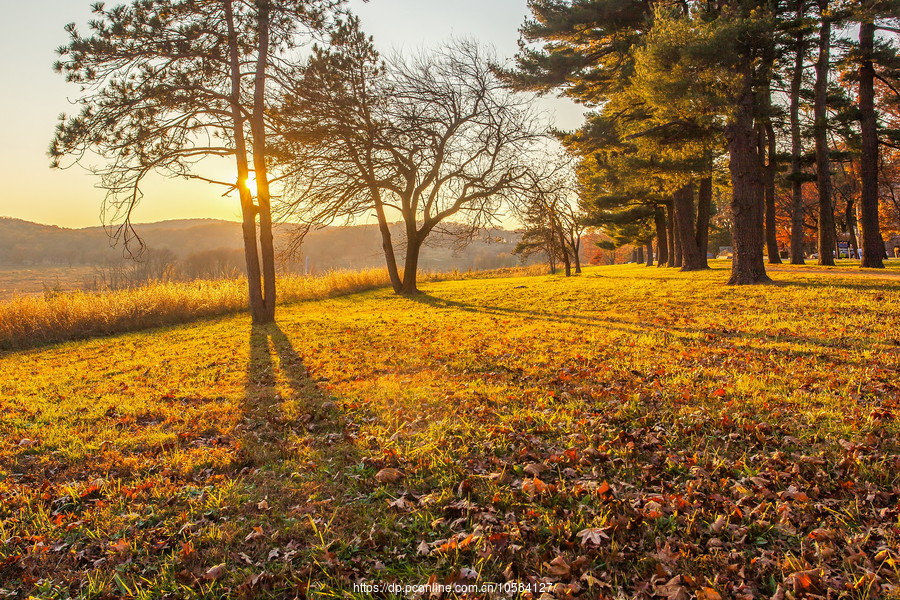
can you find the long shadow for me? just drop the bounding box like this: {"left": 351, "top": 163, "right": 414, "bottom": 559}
{"left": 242, "top": 323, "right": 359, "bottom": 469}
{"left": 239, "top": 324, "right": 370, "bottom": 583}
{"left": 407, "top": 292, "right": 896, "bottom": 372}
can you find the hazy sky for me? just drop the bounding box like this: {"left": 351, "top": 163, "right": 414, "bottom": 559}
{"left": 0, "top": 0, "right": 584, "bottom": 229}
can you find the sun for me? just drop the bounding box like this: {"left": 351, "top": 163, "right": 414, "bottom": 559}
{"left": 240, "top": 173, "right": 258, "bottom": 196}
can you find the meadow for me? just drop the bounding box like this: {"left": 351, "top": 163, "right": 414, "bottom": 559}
{"left": 0, "top": 265, "right": 548, "bottom": 351}
{"left": 1, "top": 263, "right": 899, "bottom": 599}
{"left": 0, "top": 266, "right": 98, "bottom": 301}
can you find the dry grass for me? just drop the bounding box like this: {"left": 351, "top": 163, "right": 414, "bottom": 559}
{"left": 0, "top": 269, "right": 392, "bottom": 351}
{"left": 0, "top": 265, "right": 554, "bottom": 351}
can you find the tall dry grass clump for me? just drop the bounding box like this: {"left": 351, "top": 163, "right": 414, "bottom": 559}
{"left": 0, "top": 269, "right": 392, "bottom": 351}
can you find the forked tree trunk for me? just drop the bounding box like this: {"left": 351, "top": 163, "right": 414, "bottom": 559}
{"left": 726, "top": 64, "right": 771, "bottom": 285}
{"left": 250, "top": 0, "right": 276, "bottom": 323}
{"left": 858, "top": 20, "right": 885, "bottom": 269}
{"left": 560, "top": 236, "right": 572, "bottom": 276}
{"left": 373, "top": 193, "right": 403, "bottom": 292}
{"left": 789, "top": 19, "right": 807, "bottom": 265}
{"left": 814, "top": 2, "right": 836, "bottom": 266}
{"left": 400, "top": 235, "right": 422, "bottom": 295}
{"left": 573, "top": 237, "right": 582, "bottom": 273}
{"left": 655, "top": 205, "right": 669, "bottom": 267}
{"left": 225, "top": 0, "right": 266, "bottom": 323}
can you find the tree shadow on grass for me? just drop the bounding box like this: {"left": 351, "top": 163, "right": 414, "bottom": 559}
{"left": 231, "top": 323, "right": 373, "bottom": 591}
{"left": 406, "top": 292, "right": 892, "bottom": 372}
{"left": 242, "top": 322, "right": 359, "bottom": 472}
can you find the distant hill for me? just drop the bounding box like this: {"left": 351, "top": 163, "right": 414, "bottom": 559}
{"left": 0, "top": 217, "right": 529, "bottom": 273}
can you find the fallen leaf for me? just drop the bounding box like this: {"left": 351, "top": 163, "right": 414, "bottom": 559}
{"left": 203, "top": 563, "right": 226, "bottom": 581}
{"left": 545, "top": 555, "right": 571, "bottom": 577}
{"left": 524, "top": 463, "right": 549, "bottom": 476}
{"left": 388, "top": 495, "right": 415, "bottom": 510}
{"left": 375, "top": 467, "right": 404, "bottom": 483}
{"left": 522, "top": 476, "right": 548, "bottom": 496}
{"left": 697, "top": 587, "right": 722, "bottom": 600}
{"left": 710, "top": 515, "right": 726, "bottom": 533}
{"left": 576, "top": 527, "right": 610, "bottom": 547}
{"left": 657, "top": 575, "right": 689, "bottom": 600}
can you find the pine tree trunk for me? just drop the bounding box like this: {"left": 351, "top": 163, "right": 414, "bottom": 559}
{"left": 655, "top": 205, "right": 669, "bottom": 267}
{"left": 667, "top": 202, "right": 679, "bottom": 268}
{"left": 789, "top": 20, "right": 807, "bottom": 265}
{"left": 674, "top": 183, "right": 705, "bottom": 271}
{"left": 666, "top": 203, "right": 675, "bottom": 268}
{"left": 764, "top": 105, "right": 782, "bottom": 264}
{"left": 636, "top": 245, "right": 644, "bottom": 265}
{"left": 646, "top": 240, "right": 654, "bottom": 266}
{"left": 726, "top": 64, "right": 771, "bottom": 285}
{"left": 846, "top": 198, "right": 859, "bottom": 258}
{"left": 225, "top": 0, "right": 266, "bottom": 323}
{"left": 858, "top": 20, "right": 885, "bottom": 268}
{"left": 814, "top": 3, "right": 836, "bottom": 266}
{"left": 250, "top": 0, "right": 276, "bottom": 323}
{"left": 695, "top": 176, "right": 712, "bottom": 267}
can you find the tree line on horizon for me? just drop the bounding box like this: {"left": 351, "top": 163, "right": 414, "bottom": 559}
{"left": 49, "top": 0, "right": 900, "bottom": 324}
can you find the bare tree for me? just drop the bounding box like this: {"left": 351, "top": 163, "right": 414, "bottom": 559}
{"left": 512, "top": 170, "right": 586, "bottom": 276}
{"left": 279, "top": 23, "right": 552, "bottom": 294}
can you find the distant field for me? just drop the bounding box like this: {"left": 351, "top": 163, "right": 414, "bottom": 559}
{"left": 0, "top": 266, "right": 98, "bottom": 300}
{"left": 1, "top": 264, "right": 899, "bottom": 599}
{"left": 1, "top": 259, "right": 897, "bottom": 302}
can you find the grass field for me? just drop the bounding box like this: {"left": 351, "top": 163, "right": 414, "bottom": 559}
{"left": 1, "top": 263, "right": 899, "bottom": 599}
{"left": 0, "top": 266, "right": 99, "bottom": 301}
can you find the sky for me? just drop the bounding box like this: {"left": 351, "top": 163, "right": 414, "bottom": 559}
{"left": 0, "top": 0, "right": 585, "bottom": 229}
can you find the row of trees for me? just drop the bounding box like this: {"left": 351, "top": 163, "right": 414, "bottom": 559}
{"left": 52, "top": 1, "right": 579, "bottom": 322}
{"left": 503, "top": 0, "right": 900, "bottom": 283}
{"left": 55, "top": 0, "right": 898, "bottom": 324}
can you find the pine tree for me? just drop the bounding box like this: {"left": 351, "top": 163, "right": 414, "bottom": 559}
{"left": 851, "top": 0, "right": 900, "bottom": 267}
{"left": 50, "top": 0, "right": 341, "bottom": 323}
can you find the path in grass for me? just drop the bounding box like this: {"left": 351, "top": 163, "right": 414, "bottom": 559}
{"left": 1, "top": 264, "right": 899, "bottom": 599}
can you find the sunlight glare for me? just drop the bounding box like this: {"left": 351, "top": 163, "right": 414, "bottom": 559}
{"left": 240, "top": 173, "right": 258, "bottom": 196}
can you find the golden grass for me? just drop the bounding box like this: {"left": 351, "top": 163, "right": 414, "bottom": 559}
{"left": 0, "top": 265, "right": 554, "bottom": 351}
{"left": 1, "top": 264, "right": 898, "bottom": 599}
{"left": 0, "top": 268, "right": 392, "bottom": 351}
